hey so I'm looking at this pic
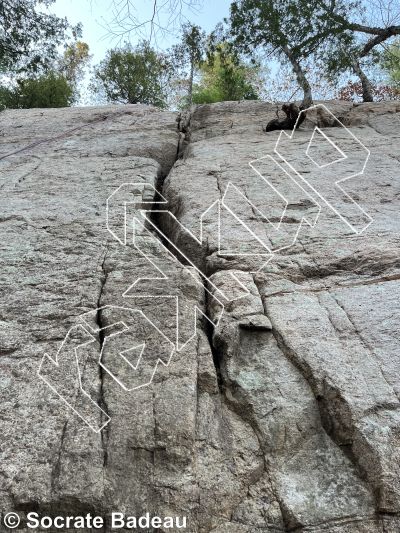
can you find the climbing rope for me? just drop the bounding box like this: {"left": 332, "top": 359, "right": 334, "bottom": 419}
{"left": 0, "top": 104, "right": 161, "bottom": 161}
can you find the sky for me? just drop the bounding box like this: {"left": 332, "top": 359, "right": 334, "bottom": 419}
{"left": 49, "top": 0, "right": 233, "bottom": 65}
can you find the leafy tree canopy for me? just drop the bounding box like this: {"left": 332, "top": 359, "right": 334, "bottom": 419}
{"left": 310, "top": 0, "right": 400, "bottom": 100}
{"left": 171, "top": 22, "right": 206, "bottom": 111}
{"left": 89, "top": 41, "right": 173, "bottom": 108}
{"left": 379, "top": 36, "right": 400, "bottom": 86}
{"left": 229, "top": 0, "right": 359, "bottom": 62}
{"left": 228, "top": 0, "right": 361, "bottom": 106}
{"left": 172, "top": 22, "right": 206, "bottom": 69}
{"left": 192, "top": 42, "right": 262, "bottom": 104}
{"left": 0, "top": 0, "right": 82, "bottom": 74}
{"left": 0, "top": 70, "right": 75, "bottom": 109}
{"left": 56, "top": 41, "right": 92, "bottom": 86}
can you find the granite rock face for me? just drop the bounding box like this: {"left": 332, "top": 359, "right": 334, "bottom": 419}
{"left": 0, "top": 100, "right": 399, "bottom": 532}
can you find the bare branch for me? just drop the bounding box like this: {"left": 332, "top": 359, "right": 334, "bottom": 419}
{"left": 98, "top": 0, "right": 204, "bottom": 45}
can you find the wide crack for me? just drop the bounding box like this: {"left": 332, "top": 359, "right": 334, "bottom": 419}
{"left": 149, "top": 112, "right": 283, "bottom": 530}
{"left": 87, "top": 102, "right": 399, "bottom": 529}
{"left": 203, "top": 282, "right": 224, "bottom": 392}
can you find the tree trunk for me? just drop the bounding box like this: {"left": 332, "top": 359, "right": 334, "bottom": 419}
{"left": 186, "top": 56, "right": 194, "bottom": 111}
{"left": 351, "top": 59, "right": 374, "bottom": 102}
{"left": 181, "top": 55, "right": 195, "bottom": 131}
{"left": 283, "top": 46, "right": 313, "bottom": 109}
{"left": 266, "top": 103, "right": 306, "bottom": 132}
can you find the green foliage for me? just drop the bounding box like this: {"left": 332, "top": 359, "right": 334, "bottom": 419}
{"left": 230, "top": 0, "right": 352, "bottom": 59}
{"left": 0, "top": 0, "right": 82, "bottom": 74}
{"left": 228, "top": 0, "right": 361, "bottom": 80}
{"left": 89, "top": 42, "right": 172, "bottom": 107}
{"left": 56, "top": 41, "right": 92, "bottom": 86}
{"left": 191, "top": 43, "right": 261, "bottom": 104}
{"left": 0, "top": 71, "right": 75, "bottom": 110}
{"left": 380, "top": 38, "right": 400, "bottom": 87}
{"left": 172, "top": 23, "right": 206, "bottom": 69}
{"left": 296, "top": 1, "right": 400, "bottom": 84}
{"left": 171, "top": 22, "right": 206, "bottom": 109}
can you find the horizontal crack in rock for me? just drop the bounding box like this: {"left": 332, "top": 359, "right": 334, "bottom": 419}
{"left": 264, "top": 273, "right": 400, "bottom": 298}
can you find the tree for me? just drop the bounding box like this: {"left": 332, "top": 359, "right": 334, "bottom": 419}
{"left": 379, "top": 36, "right": 400, "bottom": 86}
{"left": 56, "top": 41, "right": 92, "bottom": 86}
{"left": 0, "top": 0, "right": 82, "bottom": 74}
{"left": 314, "top": 0, "right": 400, "bottom": 101}
{"left": 171, "top": 22, "right": 206, "bottom": 114}
{"left": 229, "top": 0, "right": 357, "bottom": 109}
{"left": 191, "top": 43, "right": 263, "bottom": 104}
{"left": 0, "top": 71, "right": 75, "bottom": 109}
{"left": 262, "top": 61, "right": 350, "bottom": 103}
{"left": 52, "top": 41, "right": 92, "bottom": 103}
{"left": 89, "top": 42, "right": 173, "bottom": 108}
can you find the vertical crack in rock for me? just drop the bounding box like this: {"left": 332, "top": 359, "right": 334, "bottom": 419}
{"left": 180, "top": 109, "right": 191, "bottom": 136}
{"left": 152, "top": 390, "right": 156, "bottom": 470}
{"left": 176, "top": 110, "right": 190, "bottom": 160}
{"left": 205, "top": 313, "right": 287, "bottom": 531}
{"left": 203, "top": 283, "right": 223, "bottom": 392}
{"left": 51, "top": 421, "right": 68, "bottom": 495}
{"left": 96, "top": 248, "right": 109, "bottom": 468}
{"left": 256, "top": 281, "right": 378, "bottom": 514}
{"left": 153, "top": 142, "right": 279, "bottom": 530}
{"left": 215, "top": 171, "right": 223, "bottom": 202}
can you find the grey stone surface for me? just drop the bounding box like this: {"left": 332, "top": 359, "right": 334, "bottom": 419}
{"left": 161, "top": 100, "right": 400, "bottom": 529}
{"left": 1, "top": 100, "right": 400, "bottom": 532}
